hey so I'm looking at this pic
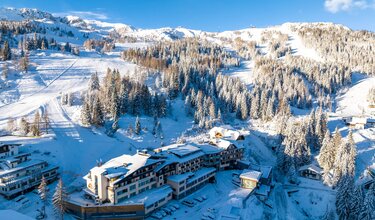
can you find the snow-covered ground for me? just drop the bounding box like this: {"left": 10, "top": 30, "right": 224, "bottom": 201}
{"left": 0, "top": 8, "right": 373, "bottom": 219}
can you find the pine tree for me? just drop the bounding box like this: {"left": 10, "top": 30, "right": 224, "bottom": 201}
{"left": 346, "top": 131, "right": 357, "bottom": 177}
{"left": 43, "top": 109, "right": 50, "bottom": 134}
{"left": 351, "top": 185, "right": 364, "bottom": 219}
{"left": 89, "top": 72, "right": 100, "bottom": 92}
{"left": 332, "top": 127, "right": 342, "bottom": 161}
{"left": 38, "top": 176, "right": 48, "bottom": 218}
{"left": 91, "top": 94, "right": 104, "bottom": 126}
{"left": 52, "top": 179, "right": 67, "bottom": 220}
{"left": 31, "top": 111, "right": 41, "bottom": 136}
{"left": 110, "top": 89, "right": 119, "bottom": 119}
{"left": 19, "top": 117, "right": 29, "bottom": 136}
{"left": 2, "top": 40, "right": 11, "bottom": 61}
{"left": 318, "top": 130, "right": 335, "bottom": 173}
{"left": 81, "top": 95, "right": 91, "bottom": 126}
{"left": 240, "top": 93, "right": 249, "bottom": 120}
{"left": 209, "top": 101, "right": 216, "bottom": 120}
{"left": 135, "top": 116, "right": 141, "bottom": 135}
{"left": 315, "top": 107, "right": 327, "bottom": 149}
{"left": 359, "top": 183, "right": 374, "bottom": 220}
{"left": 19, "top": 54, "right": 29, "bottom": 72}
{"left": 336, "top": 175, "right": 355, "bottom": 220}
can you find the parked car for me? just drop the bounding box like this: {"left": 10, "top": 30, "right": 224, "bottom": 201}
{"left": 182, "top": 200, "right": 195, "bottom": 207}
{"left": 194, "top": 197, "right": 204, "bottom": 202}
{"left": 172, "top": 204, "right": 180, "bottom": 209}
{"left": 151, "top": 212, "right": 163, "bottom": 219}
{"left": 202, "top": 212, "right": 215, "bottom": 219}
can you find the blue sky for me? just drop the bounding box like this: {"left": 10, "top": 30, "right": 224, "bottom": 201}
{"left": 1, "top": 0, "right": 374, "bottom": 31}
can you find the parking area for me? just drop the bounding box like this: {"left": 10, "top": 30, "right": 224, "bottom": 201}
{"left": 148, "top": 171, "right": 264, "bottom": 220}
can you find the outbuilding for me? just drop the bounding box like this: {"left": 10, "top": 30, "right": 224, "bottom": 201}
{"left": 298, "top": 164, "right": 323, "bottom": 180}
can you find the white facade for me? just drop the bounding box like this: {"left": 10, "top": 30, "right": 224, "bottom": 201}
{"left": 0, "top": 144, "right": 59, "bottom": 199}
{"left": 84, "top": 129, "right": 245, "bottom": 207}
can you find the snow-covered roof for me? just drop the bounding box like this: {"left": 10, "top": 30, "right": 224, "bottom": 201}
{"left": 167, "top": 172, "right": 194, "bottom": 183}
{"left": 240, "top": 170, "right": 262, "bottom": 181}
{"left": 90, "top": 153, "right": 160, "bottom": 182}
{"left": 0, "top": 159, "right": 46, "bottom": 177}
{"left": 152, "top": 143, "right": 205, "bottom": 169}
{"left": 198, "top": 144, "right": 223, "bottom": 154}
{"left": 160, "top": 144, "right": 201, "bottom": 157}
{"left": 210, "top": 139, "right": 241, "bottom": 150}
{"left": 347, "top": 117, "right": 367, "bottom": 125}
{"left": 298, "top": 164, "right": 323, "bottom": 174}
{"left": 167, "top": 167, "right": 216, "bottom": 183}
{"left": 122, "top": 185, "right": 172, "bottom": 206}
{"left": 209, "top": 126, "right": 242, "bottom": 141}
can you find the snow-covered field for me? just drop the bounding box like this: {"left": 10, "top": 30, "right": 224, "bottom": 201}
{"left": 0, "top": 8, "right": 373, "bottom": 219}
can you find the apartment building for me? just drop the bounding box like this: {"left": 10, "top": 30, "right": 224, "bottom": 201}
{"left": 0, "top": 144, "right": 59, "bottom": 199}
{"left": 83, "top": 128, "right": 245, "bottom": 208}
{"left": 84, "top": 152, "right": 162, "bottom": 204}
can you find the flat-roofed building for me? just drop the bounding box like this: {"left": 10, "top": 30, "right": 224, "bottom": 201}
{"left": 167, "top": 167, "right": 216, "bottom": 199}
{"left": 0, "top": 144, "right": 59, "bottom": 199}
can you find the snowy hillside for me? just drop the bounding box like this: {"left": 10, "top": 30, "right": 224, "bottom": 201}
{"left": 0, "top": 7, "right": 374, "bottom": 220}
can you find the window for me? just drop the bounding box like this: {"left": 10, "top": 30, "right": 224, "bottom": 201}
{"left": 130, "top": 184, "right": 136, "bottom": 191}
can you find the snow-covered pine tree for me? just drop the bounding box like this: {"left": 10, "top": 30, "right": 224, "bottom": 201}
{"left": 118, "top": 82, "right": 128, "bottom": 115}
{"left": 209, "top": 101, "right": 217, "bottom": 120}
{"left": 43, "top": 109, "right": 50, "bottom": 134}
{"left": 91, "top": 94, "right": 104, "bottom": 126}
{"left": 19, "top": 117, "right": 29, "bottom": 136}
{"left": 135, "top": 116, "right": 141, "bottom": 135}
{"left": 52, "top": 179, "right": 67, "bottom": 220}
{"left": 250, "top": 92, "right": 260, "bottom": 119}
{"left": 88, "top": 72, "right": 100, "bottom": 92}
{"left": 38, "top": 176, "right": 48, "bottom": 218}
{"left": 306, "top": 109, "right": 317, "bottom": 152}
{"left": 315, "top": 107, "right": 327, "bottom": 149}
{"left": 1, "top": 40, "right": 11, "bottom": 61}
{"left": 346, "top": 130, "right": 357, "bottom": 177}
{"left": 81, "top": 95, "right": 91, "bottom": 126}
{"left": 318, "top": 130, "right": 335, "bottom": 173}
{"left": 359, "top": 183, "right": 374, "bottom": 220}
{"left": 240, "top": 93, "right": 249, "bottom": 120}
{"left": 31, "top": 110, "right": 41, "bottom": 136}
{"left": 110, "top": 88, "right": 119, "bottom": 120}
{"left": 332, "top": 127, "right": 342, "bottom": 159}
{"left": 335, "top": 175, "right": 355, "bottom": 220}
{"left": 350, "top": 185, "right": 364, "bottom": 219}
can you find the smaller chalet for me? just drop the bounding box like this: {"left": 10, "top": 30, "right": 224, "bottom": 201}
{"left": 343, "top": 116, "right": 367, "bottom": 129}
{"left": 209, "top": 126, "right": 245, "bottom": 141}
{"left": 239, "top": 170, "right": 261, "bottom": 190}
{"left": 298, "top": 164, "right": 323, "bottom": 180}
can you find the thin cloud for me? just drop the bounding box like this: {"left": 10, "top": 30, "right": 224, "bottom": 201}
{"left": 324, "top": 0, "right": 374, "bottom": 13}
{"left": 53, "top": 11, "right": 108, "bottom": 20}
